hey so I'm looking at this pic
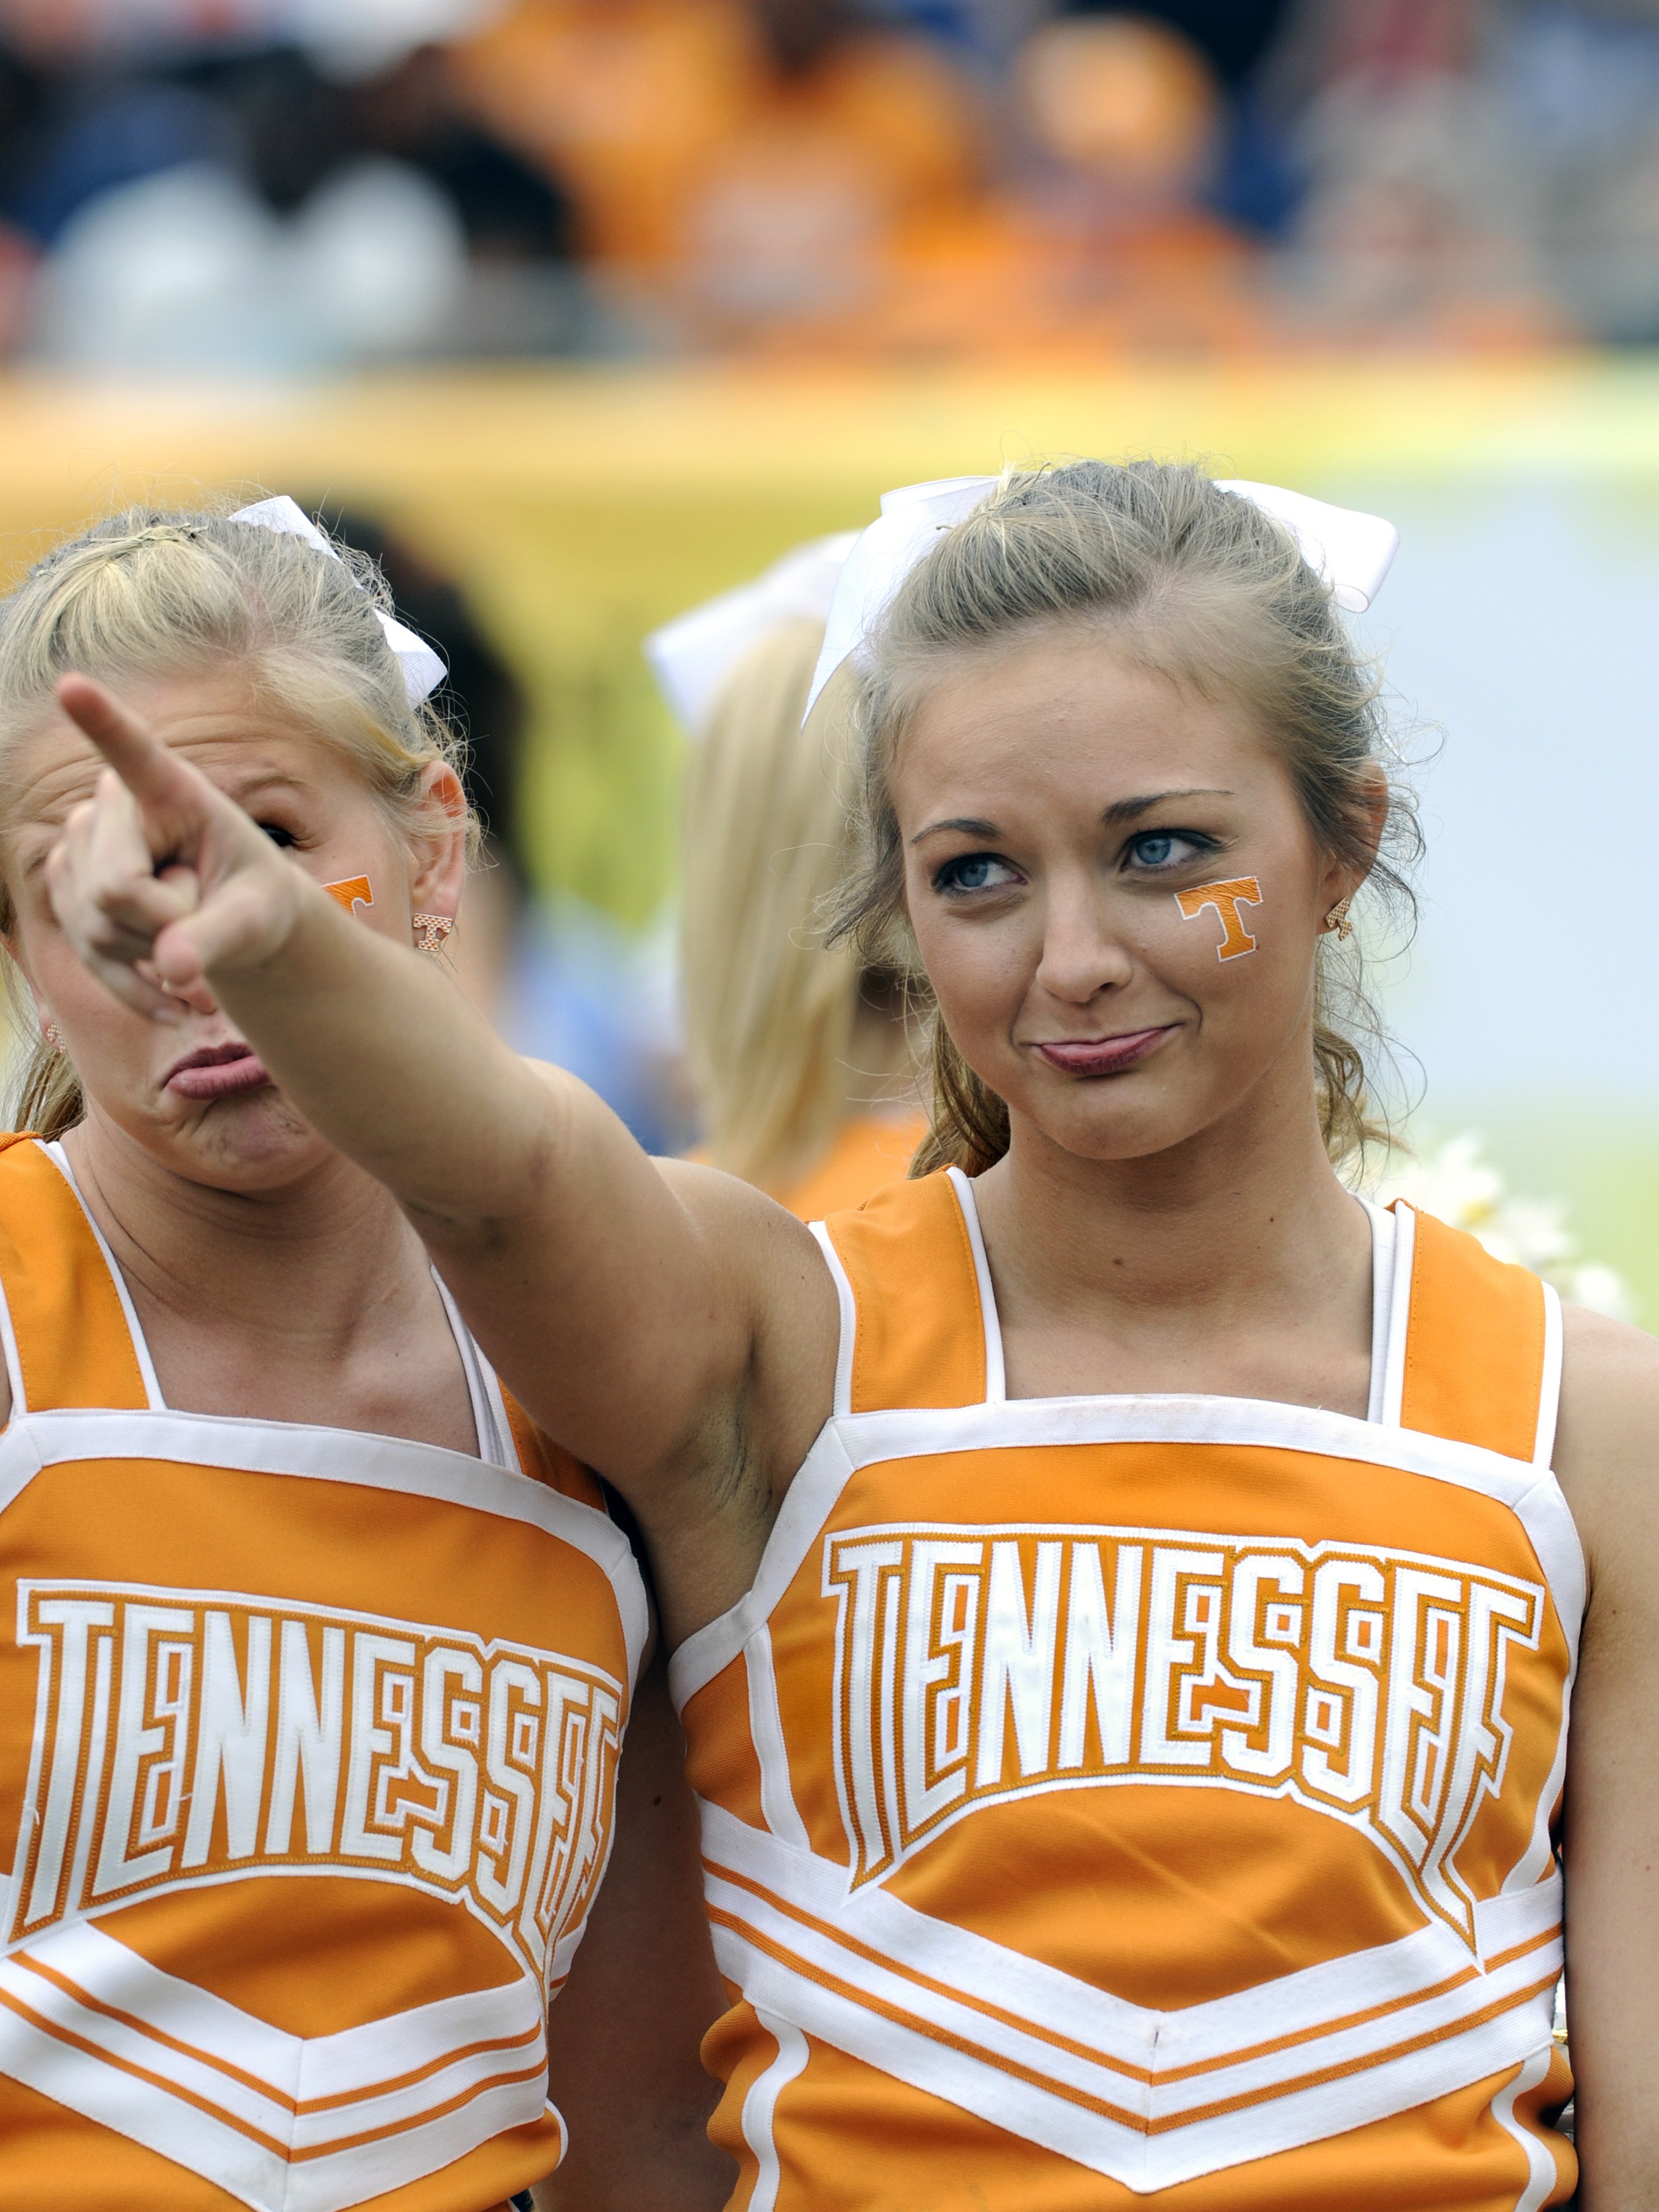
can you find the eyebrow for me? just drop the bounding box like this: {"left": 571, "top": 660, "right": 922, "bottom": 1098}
{"left": 909, "top": 789, "right": 1233, "bottom": 845}
{"left": 15, "top": 764, "right": 314, "bottom": 875}
{"left": 909, "top": 815, "right": 998, "bottom": 845}
{"left": 220, "top": 768, "right": 311, "bottom": 804}
{"left": 1101, "top": 787, "right": 1233, "bottom": 825}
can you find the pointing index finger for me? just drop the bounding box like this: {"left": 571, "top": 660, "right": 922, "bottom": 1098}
{"left": 53, "top": 675, "right": 198, "bottom": 820}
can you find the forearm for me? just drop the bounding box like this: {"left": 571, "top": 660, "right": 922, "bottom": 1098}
{"left": 208, "top": 879, "right": 560, "bottom": 1234}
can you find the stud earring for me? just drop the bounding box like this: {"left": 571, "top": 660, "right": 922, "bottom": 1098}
{"left": 1324, "top": 896, "right": 1354, "bottom": 941}
{"left": 41, "top": 1019, "right": 61, "bottom": 1049}
{"left": 412, "top": 912, "right": 455, "bottom": 955}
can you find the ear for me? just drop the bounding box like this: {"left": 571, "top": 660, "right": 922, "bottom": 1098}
{"left": 406, "top": 761, "right": 469, "bottom": 922}
{"left": 1322, "top": 761, "right": 1390, "bottom": 909}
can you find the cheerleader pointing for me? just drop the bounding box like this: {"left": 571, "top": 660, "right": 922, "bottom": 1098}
{"left": 50, "top": 463, "right": 1659, "bottom": 2210}
{"left": 0, "top": 501, "right": 726, "bottom": 2212}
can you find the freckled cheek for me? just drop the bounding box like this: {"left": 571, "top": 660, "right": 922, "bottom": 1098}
{"left": 36, "top": 949, "right": 171, "bottom": 1092}
{"left": 307, "top": 841, "right": 415, "bottom": 941}
{"left": 913, "top": 914, "right": 1037, "bottom": 1053}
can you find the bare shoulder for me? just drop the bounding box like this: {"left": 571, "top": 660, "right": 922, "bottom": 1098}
{"left": 1555, "top": 1303, "right": 1659, "bottom": 1596}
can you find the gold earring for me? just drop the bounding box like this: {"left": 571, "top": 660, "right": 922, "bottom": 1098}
{"left": 1324, "top": 895, "right": 1354, "bottom": 941}
{"left": 412, "top": 912, "right": 455, "bottom": 955}
{"left": 41, "top": 1019, "right": 61, "bottom": 1049}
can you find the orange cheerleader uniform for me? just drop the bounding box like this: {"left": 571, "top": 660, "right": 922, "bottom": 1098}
{"left": 672, "top": 1168, "right": 1578, "bottom": 2209}
{"left": 0, "top": 1135, "right": 648, "bottom": 2212}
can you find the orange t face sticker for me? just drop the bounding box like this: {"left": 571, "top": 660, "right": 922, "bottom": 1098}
{"left": 1175, "top": 876, "right": 1263, "bottom": 961}
{"left": 323, "top": 876, "right": 374, "bottom": 916}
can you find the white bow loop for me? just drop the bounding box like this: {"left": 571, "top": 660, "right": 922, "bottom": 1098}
{"left": 229, "top": 496, "right": 447, "bottom": 706}
{"left": 647, "top": 531, "right": 858, "bottom": 735}
{"left": 1214, "top": 481, "right": 1398, "bottom": 614}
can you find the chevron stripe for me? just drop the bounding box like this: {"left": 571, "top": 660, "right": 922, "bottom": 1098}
{"left": 0, "top": 1921, "right": 552, "bottom": 2212}
{"left": 700, "top": 1805, "right": 1561, "bottom": 2192}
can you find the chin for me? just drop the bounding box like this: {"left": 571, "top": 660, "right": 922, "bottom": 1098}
{"left": 1019, "top": 1083, "right": 1212, "bottom": 1166}
{"left": 159, "top": 1091, "right": 333, "bottom": 1192}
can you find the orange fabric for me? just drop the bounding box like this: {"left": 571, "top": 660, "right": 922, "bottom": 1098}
{"left": 777, "top": 1111, "right": 927, "bottom": 1223}
{"left": 823, "top": 1170, "right": 987, "bottom": 1413}
{"left": 503, "top": 1388, "right": 606, "bottom": 1510}
{"left": 702, "top": 2001, "right": 798, "bottom": 2212}
{"left": 0, "top": 1135, "right": 148, "bottom": 1411}
{"left": 681, "top": 1657, "right": 769, "bottom": 1835}
{"left": 1400, "top": 1204, "right": 1547, "bottom": 1462}
{"left": 684, "top": 1175, "right": 1575, "bottom": 2208}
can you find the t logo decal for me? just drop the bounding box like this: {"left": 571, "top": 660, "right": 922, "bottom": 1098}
{"left": 1175, "top": 877, "right": 1263, "bottom": 961}
{"left": 323, "top": 876, "right": 374, "bottom": 917}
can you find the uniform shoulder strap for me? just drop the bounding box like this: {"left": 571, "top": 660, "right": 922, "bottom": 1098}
{"left": 498, "top": 1386, "right": 607, "bottom": 1512}
{"left": 818, "top": 1168, "right": 993, "bottom": 1414}
{"left": 0, "top": 1136, "right": 150, "bottom": 1414}
{"left": 1395, "top": 1200, "right": 1558, "bottom": 1465}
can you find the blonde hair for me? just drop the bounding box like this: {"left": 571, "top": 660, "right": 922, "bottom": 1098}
{"left": 828, "top": 460, "right": 1419, "bottom": 1175}
{"left": 0, "top": 500, "right": 473, "bottom": 1140}
{"left": 678, "top": 616, "right": 889, "bottom": 1191}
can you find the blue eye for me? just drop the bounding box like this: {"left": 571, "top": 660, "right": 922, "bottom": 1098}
{"left": 935, "top": 853, "right": 1019, "bottom": 896}
{"left": 1126, "top": 830, "right": 1210, "bottom": 871}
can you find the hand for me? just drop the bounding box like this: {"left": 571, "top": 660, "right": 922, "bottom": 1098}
{"left": 46, "top": 675, "right": 303, "bottom": 1022}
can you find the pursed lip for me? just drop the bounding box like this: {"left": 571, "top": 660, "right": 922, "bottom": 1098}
{"left": 163, "top": 1042, "right": 272, "bottom": 1100}
{"left": 1032, "top": 1026, "right": 1175, "bottom": 1075}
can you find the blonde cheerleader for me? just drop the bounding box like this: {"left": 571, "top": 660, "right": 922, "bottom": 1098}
{"left": 50, "top": 463, "right": 1659, "bottom": 2210}
{"left": 0, "top": 500, "right": 727, "bottom": 2212}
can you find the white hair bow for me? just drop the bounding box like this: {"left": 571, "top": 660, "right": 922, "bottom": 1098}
{"left": 229, "top": 496, "right": 447, "bottom": 707}
{"left": 802, "top": 473, "right": 1400, "bottom": 721}
{"left": 646, "top": 532, "right": 858, "bottom": 735}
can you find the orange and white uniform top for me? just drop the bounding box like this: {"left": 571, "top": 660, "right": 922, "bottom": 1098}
{"left": 672, "top": 1168, "right": 1580, "bottom": 2210}
{"left": 0, "top": 1134, "right": 648, "bottom": 2212}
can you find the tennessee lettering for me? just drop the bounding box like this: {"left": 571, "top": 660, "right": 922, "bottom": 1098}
{"left": 823, "top": 1523, "right": 1543, "bottom": 1943}
{"left": 10, "top": 1580, "right": 622, "bottom": 1984}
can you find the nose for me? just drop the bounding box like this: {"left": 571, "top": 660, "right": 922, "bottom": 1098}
{"left": 1032, "top": 870, "right": 1133, "bottom": 1007}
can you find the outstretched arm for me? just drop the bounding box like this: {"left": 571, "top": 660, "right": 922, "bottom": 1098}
{"left": 46, "top": 677, "right": 835, "bottom": 1610}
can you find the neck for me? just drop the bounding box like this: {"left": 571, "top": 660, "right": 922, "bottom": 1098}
{"left": 60, "top": 1116, "right": 429, "bottom": 1353}
{"left": 973, "top": 1064, "right": 1368, "bottom": 1345}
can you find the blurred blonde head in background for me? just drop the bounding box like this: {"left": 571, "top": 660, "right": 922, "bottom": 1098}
{"left": 676, "top": 611, "right": 920, "bottom": 1215}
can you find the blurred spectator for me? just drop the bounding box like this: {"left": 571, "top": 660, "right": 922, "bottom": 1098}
{"left": 1059, "top": 0, "right": 1291, "bottom": 87}
{"left": 1269, "top": 0, "right": 1569, "bottom": 348}
{"left": 1018, "top": 14, "right": 1220, "bottom": 212}
{"left": 1499, "top": 1, "right": 1659, "bottom": 342}
{"left": 452, "top": 0, "right": 982, "bottom": 336}
{"left": 1, "top": 0, "right": 1658, "bottom": 362}
{"left": 1, "top": 2, "right": 613, "bottom": 368}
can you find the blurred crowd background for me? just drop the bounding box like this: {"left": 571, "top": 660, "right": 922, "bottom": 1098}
{"left": 0, "top": 0, "right": 1656, "bottom": 1319}
{"left": 6, "top": 0, "right": 1659, "bottom": 369}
